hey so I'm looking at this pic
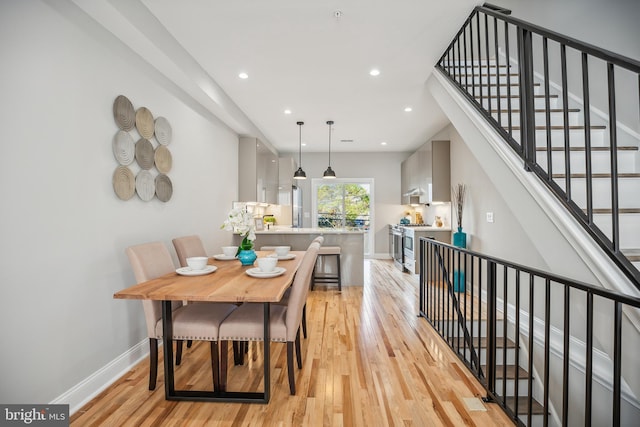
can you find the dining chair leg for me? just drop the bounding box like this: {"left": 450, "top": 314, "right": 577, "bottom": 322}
{"left": 302, "top": 304, "right": 307, "bottom": 339}
{"left": 219, "top": 341, "right": 228, "bottom": 392}
{"left": 176, "top": 340, "right": 183, "bottom": 365}
{"left": 232, "top": 341, "right": 245, "bottom": 365}
{"left": 187, "top": 340, "right": 193, "bottom": 348}
{"left": 210, "top": 341, "right": 219, "bottom": 391}
{"left": 286, "top": 341, "right": 296, "bottom": 395}
{"left": 148, "top": 338, "right": 158, "bottom": 390}
{"left": 295, "top": 329, "right": 302, "bottom": 369}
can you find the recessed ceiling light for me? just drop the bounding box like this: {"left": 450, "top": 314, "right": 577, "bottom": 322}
{"left": 301, "top": 143, "right": 307, "bottom": 146}
{"left": 404, "top": 107, "right": 413, "bottom": 112}
{"left": 369, "top": 68, "right": 380, "bottom": 76}
{"left": 284, "top": 109, "right": 292, "bottom": 115}
{"left": 238, "top": 72, "right": 249, "bottom": 79}
{"left": 381, "top": 141, "right": 388, "bottom": 146}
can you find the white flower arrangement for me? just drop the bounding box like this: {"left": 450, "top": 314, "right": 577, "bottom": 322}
{"left": 221, "top": 207, "right": 256, "bottom": 249}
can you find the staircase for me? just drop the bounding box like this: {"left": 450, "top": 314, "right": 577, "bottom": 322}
{"left": 433, "top": 284, "right": 546, "bottom": 426}
{"left": 423, "top": 5, "right": 640, "bottom": 426}
{"left": 446, "top": 59, "right": 640, "bottom": 278}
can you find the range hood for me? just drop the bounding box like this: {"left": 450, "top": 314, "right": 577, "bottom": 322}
{"left": 402, "top": 187, "right": 426, "bottom": 197}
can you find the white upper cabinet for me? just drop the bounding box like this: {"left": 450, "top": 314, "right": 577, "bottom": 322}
{"left": 238, "top": 137, "right": 279, "bottom": 204}
{"left": 401, "top": 140, "right": 450, "bottom": 204}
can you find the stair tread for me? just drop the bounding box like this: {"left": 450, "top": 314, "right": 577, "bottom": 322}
{"left": 552, "top": 172, "right": 640, "bottom": 179}
{"left": 510, "top": 125, "right": 607, "bottom": 130}
{"left": 463, "top": 82, "right": 539, "bottom": 88}
{"left": 481, "top": 364, "right": 530, "bottom": 379}
{"left": 505, "top": 396, "right": 546, "bottom": 415}
{"left": 471, "top": 336, "right": 516, "bottom": 348}
{"left": 478, "top": 94, "right": 558, "bottom": 99}
{"left": 589, "top": 208, "right": 640, "bottom": 214}
{"left": 502, "top": 108, "right": 581, "bottom": 113}
{"left": 622, "top": 249, "right": 640, "bottom": 261}
{"left": 536, "top": 146, "right": 638, "bottom": 151}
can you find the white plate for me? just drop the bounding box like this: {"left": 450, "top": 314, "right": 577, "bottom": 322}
{"left": 245, "top": 267, "right": 286, "bottom": 278}
{"left": 213, "top": 254, "right": 237, "bottom": 261}
{"left": 276, "top": 254, "right": 296, "bottom": 260}
{"left": 176, "top": 265, "right": 217, "bottom": 276}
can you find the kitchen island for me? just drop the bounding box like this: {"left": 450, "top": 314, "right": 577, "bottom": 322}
{"left": 234, "top": 227, "right": 365, "bottom": 286}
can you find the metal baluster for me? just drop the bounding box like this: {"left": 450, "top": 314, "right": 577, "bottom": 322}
{"left": 607, "top": 63, "right": 620, "bottom": 253}
{"left": 582, "top": 53, "right": 594, "bottom": 224}
{"left": 561, "top": 44, "right": 572, "bottom": 200}
{"left": 612, "top": 301, "right": 622, "bottom": 427}
{"left": 527, "top": 275, "right": 535, "bottom": 426}
{"left": 543, "top": 279, "right": 551, "bottom": 427}
{"left": 543, "top": 37, "right": 552, "bottom": 178}
{"left": 562, "top": 285, "right": 570, "bottom": 425}
{"left": 585, "top": 292, "right": 593, "bottom": 427}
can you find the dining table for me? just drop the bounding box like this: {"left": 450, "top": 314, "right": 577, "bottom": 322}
{"left": 113, "top": 250, "right": 305, "bottom": 404}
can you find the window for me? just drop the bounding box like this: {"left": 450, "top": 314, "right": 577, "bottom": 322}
{"left": 312, "top": 178, "right": 374, "bottom": 256}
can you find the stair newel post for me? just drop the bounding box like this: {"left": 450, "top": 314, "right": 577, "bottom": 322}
{"left": 485, "top": 260, "right": 498, "bottom": 399}
{"left": 517, "top": 26, "right": 536, "bottom": 171}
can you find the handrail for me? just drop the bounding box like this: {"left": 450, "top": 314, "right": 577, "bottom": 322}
{"left": 419, "top": 237, "right": 640, "bottom": 426}
{"left": 436, "top": 5, "right": 640, "bottom": 289}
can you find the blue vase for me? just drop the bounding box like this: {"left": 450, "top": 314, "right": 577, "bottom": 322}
{"left": 453, "top": 226, "right": 466, "bottom": 293}
{"left": 453, "top": 226, "right": 467, "bottom": 248}
{"left": 237, "top": 249, "right": 257, "bottom": 266}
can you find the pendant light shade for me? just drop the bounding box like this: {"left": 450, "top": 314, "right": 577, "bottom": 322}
{"left": 323, "top": 120, "right": 336, "bottom": 179}
{"left": 293, "top": 121, "right": 307, "bottom": 180}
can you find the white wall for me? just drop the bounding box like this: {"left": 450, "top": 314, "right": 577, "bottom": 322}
{"left": 446, "top": 126, "right": 550, "bottom": 269}
{"left": 0, "top": 1, "right": 238, "bottom": 405}
{"left": 497, "top": 0, "right": 640, "bottom": 61}
{"left": 282, "top": 151, "right": 410, "bottom": 257}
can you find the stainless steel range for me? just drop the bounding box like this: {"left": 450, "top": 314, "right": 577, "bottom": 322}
{"left": 389, "top": 224, "right": 404, "bottom": 270}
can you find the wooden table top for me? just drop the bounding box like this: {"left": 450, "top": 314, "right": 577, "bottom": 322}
{"left": 114, "top": 251, "right": 305, "bottom": 304}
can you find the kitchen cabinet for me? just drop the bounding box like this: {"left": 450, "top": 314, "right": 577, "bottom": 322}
{"left": 401, "top": 140, "right": 450, "bottom": 204}
{"left": 277, "top": 157, "right": 296, "bottom": 205}
{"left": 238, "top": 137, "right": 279, "bottom": 204}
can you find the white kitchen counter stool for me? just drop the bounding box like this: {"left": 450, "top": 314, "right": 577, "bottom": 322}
{"left": 312, "top": 246, "right": 341, "bottom": 291}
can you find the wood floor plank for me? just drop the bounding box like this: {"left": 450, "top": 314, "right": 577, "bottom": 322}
{"left": 71, "top": 260, "right": 514, "bottom": 426}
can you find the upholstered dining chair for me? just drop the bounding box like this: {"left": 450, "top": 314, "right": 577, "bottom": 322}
{"left": 172, "top": 234, "right": 246, "bottom": 358}
{"left": 218, "top": 241, "right": 320, "bottom": 394}
{"left": 126, "top": 241, "right": 237, "bottom": 391}
{"left": 275, "top": 236, "right": 324, "bottom": 339}
{"left": 172, "top": 235, "right": 207, "bottom": 268}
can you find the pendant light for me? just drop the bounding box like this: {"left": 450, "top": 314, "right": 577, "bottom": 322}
{"left": 293, "top": 121, "right": 307, "bottom": 180}
{"left": 323, "top": 120, "right": 336, "bottom": 179}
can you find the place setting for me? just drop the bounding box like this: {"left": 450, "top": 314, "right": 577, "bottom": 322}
{"left": 176, "top": 256, "right": 217, "bottom": 276}
{"left": 246, "top": 255, "right": 286, "bottom": 278}
{"left": 213, "top": 246, "right": 239, "bottom": 261}
{"left": 271, "top": 246, "right": 296, "bottom": 260}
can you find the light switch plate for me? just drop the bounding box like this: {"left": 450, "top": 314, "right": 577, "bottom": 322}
{"left": 486, "top": 212, "right": 494, "bottom": 223}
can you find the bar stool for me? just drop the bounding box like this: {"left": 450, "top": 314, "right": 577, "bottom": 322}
{"left": 312, "top": 246, "right": 341, "bottom": 291}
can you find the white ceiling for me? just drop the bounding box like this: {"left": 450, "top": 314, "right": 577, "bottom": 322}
{"left": 78, "top": 0, "right": 480, "bottom": 153}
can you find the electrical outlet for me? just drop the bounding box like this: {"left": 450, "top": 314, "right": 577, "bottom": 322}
{"left": 486, "top": 212, "right": 494, "bottom": 223}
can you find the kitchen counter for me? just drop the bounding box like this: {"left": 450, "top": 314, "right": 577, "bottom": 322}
{"left": 256, "top": 226, "right": 366, "bottom": 234}
{"left": 401, "top": 225, "right": 452, "bottom": 232}
{"left": 233, "top": 227, "right": 365, "bottom": 286}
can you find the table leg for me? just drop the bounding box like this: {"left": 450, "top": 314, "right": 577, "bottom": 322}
{"left": 263, "top": 302, "right": 270, "bottom": 403}
{"left": 159, "top": 300, "right": 271, "bottom": 403}
{"left": 161, "top": 301, "right": 175, "bottom": 398}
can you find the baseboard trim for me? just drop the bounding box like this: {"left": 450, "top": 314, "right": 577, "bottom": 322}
{"left": 50, "top": 339, "right": 149, "bottom": 416}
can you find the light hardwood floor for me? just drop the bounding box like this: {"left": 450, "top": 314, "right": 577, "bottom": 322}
{"left": 72, "top": 259, "right": 514, "bottom": 426}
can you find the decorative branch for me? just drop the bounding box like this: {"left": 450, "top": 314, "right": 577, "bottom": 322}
{"left": 452, "top": 183, "right": 467, "bottom": 228}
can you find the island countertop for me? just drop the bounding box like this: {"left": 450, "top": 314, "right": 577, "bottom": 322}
{"left": 233, "top": 228, "right": 365, "bottom": 286}
{"left": 255, "top": 227, "right": 366, "bottom": 235}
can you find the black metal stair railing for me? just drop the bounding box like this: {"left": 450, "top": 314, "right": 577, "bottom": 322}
{"left": 436, "top": 4, "right": 640, "bottom": 289}
{"left": 419, "top": 237, "right": 640, "bottom": 426}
